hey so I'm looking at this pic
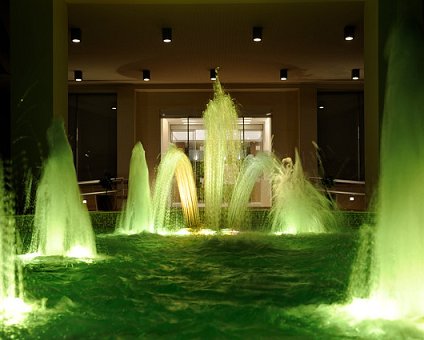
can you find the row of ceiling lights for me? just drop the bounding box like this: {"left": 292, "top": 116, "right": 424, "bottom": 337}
{"left": 71, "top": 25, "right": 360, "bottom": 82}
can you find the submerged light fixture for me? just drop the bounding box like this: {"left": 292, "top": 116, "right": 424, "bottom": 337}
{"left": 74, "top": 70, "right": 83, "bottom": 82}
{"left": 143, "top": 69, "right": 151, "bottom": 81}
{"left": 280, "top": 69, "right": 288, "bottom": 81}
{"left": 351, "top": 68, "right": 360, "bottom": 80}
{"left": 162, "top": 27, "right": 172, "bottom": 43}
{"left": 71, "top": 27, "right": 81, "bottom": 43}
{"left": 210, "top": 69, "right": 217, "bottom": 81}
{"left": 344, "top": 25, "right": 355, "bottom": 41}
{"left": 252, "top": 26, "right": 262, "bottom": 42}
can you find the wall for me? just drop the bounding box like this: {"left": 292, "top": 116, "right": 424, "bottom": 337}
{"left": 134, "top": 88, "right": 305, "bottom": 181}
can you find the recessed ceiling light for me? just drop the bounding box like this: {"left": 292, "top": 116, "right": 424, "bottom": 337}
{"left": 74, "top": 70, "right": 83, "bottom": 81}
{"left": 142, "top": 69, "right": 150, "bottom": 81}
{"left": 344, "top": 25, "right": 355, "bottom": 41}
{"left": 351, "top": 68, "right": 360, "bottom": 80}
{"left": 71, "top": 27, "right": 81, "bottom": 43}
{"left": 162, "top": 27, "right": 172, "bottom": 43}
{"left": 252, "top": 26, "right": 262, "bottom": 42}
{"left": 280, "top": 69, "right": 288, "bottom": 81}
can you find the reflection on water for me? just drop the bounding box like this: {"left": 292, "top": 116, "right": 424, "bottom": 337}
{"left": 3, "top": 231, "right": 421, "bottom": 338}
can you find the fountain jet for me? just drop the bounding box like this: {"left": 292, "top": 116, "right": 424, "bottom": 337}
{"left": 116, "top": 142, "right": 152, "bottom": 234}
{"left": 271, "top": 150, "right": 336, "bottom": 234}
{"left": 28, "top": 119, "right": 97, "bottom": 258}
{"left": 152, "top": 144, "right": 200, "bottom": 232}
{"left": 203, "top": 75, "right": 241, "bottom": 230}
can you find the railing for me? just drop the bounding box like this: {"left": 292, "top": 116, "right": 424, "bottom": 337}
{"left": 79, "top": 177, "right": 127, "bottom": 211}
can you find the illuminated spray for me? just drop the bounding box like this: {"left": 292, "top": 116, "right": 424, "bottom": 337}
{"left": 116, "top": 142, "right": 153, "bottom": 234}
{"left": 29, "top": 120, "right": 97, "bottom": 258}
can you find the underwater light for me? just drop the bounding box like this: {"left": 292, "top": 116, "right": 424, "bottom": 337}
{"left": 66, "top": 245, "right": 95, "bottom": 258}
{"left": 0, "top": 298, "right": 33, "bottom": 326}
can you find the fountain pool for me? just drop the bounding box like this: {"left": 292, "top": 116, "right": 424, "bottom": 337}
{"left": 3, "top": 228, "right": 424, "bottom": 338}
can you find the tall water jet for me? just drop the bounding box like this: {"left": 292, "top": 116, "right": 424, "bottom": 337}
{"left": 271, "top": 150, "right": 336, "bottom": 234}
{"left": 152, "top": 144, "right": 200, "bottom": 232}
{"left": 227, "top": 152, "right": 277, "bottom": 230}
{"left": 203, "top": 75, "right": 241, "bottom": 230}
{"left": 29, "top": 120, "right": 97, "bottom": 258}
{"left": 348, "top": 2, "right": 424, "bottom": 319}
{"left": 116, "top": 142, "right": 152, "bottom": 234}
{"left": 0, "top": 161, "right": 30, "bottom": 323}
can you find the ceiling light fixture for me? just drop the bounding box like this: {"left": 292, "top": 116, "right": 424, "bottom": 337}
{"left": 142, "top": 69, "right": 150, "bottom": 81}
{"left": 162, "top": 27, "right": 172, "bottom": 43}
{"left": 280, "top": 69, "right": 288, "bottom": 81}
{"left": 252, "top": 26, "right": 262, "bottom": 42}
{"left": 210, "top": 68, "right": 217, "bottom": 81}
{"left": 74, "top": 70, "right": 83, "bottom": 81}
{"left": 71, "top": 27, "right": 81, "bottom": 43}
{"left": 344, "top": 25, "right": 355, "bottom": 41}
{"left": 351, "top": 68, "right": 360, "bottom": 80}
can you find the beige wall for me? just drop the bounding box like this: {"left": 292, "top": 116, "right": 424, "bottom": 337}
{"left": 134, "top": 88, "right": 305, "bottom": 181}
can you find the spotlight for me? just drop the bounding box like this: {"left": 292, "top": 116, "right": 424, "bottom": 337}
{"left": 344, "top": 25, "right": 355, "bottom": 41}
{"left": 142, "top": 69, "right": 150, "bottom": 81}
{"left": 351, "top": 68, "right": 360, "bottom": 80}
{"left": 280, "top": 69, "right": 288, "bottom": 81}
{"left": 252, "top": 26, "right": 262, "bottom": 42}
{"left": 74, "top": 70, "right": 83, "bottom": 82}
{"left": 71, "top": 27, "right": 81, "bottom": 43}
{"left": 210, "top": 69, "right": 217, "bottom": 81}
{"left": 162, "top": 27, "right": 172, "bottom": 43}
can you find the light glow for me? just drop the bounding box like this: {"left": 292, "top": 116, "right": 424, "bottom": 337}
{"left": 0, "top": 298, "right": 33, "bottom": 326}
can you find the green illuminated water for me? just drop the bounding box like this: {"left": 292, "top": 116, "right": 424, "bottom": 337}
{"left": 28, "top": 120, "right": 97, "bottom": 258}
{"left": 152, "top": 145, "right": 200, "bottom": 232}
{"left": 271, "top": 151, "right": 337, "bottom": 234}
{"left": 116, "top": 142, "right": 152, "bottom": 234}
{"left": 203, "top": 77, "right": 241, "bottom": 230}
{"left": 227, "top": 152, "right": 277, "bottom": 230}
{"left": 0, "top": 162, "right": 24, "bottom": 317}
{"left": 4, "top": 230, "right": 423, "bottom": 338}
{"left": 347, "top": 2, "right": 424, "bottom": 320}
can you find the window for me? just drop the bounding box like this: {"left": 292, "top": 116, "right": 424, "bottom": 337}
{"left": 317, "top": 92, "right": 364, "bottom": 181}
{"left": 161, "top": 116, "right": 272, "bottom": 206}
{"left": 68, "top": 94, "right": 117, "bottom": 181}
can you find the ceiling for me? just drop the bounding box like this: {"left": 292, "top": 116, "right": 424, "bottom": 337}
{"left": 67, "top": 1, "right": 364, "bottom": 85}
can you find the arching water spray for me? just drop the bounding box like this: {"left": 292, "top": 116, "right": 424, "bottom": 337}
{"left": 152, "top": 144, "right": 200, "bottom": 232}
{"left": 227, "top": 152, "right": 277, "bottom": 230}
{"left": 116, "top": 142, "right": 152, "bottom": 234}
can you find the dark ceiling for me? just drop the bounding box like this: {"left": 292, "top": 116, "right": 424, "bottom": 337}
{"left": 67, "top": 1, "right": 364, "bottom": 85}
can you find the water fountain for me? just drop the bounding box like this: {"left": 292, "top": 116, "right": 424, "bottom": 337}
{"left": 0, "top": 161, "right": 31, "bottom": 324}
{"left": 203, "top": 76, "right": 241, "bottom": 230}
{"left": 271, "top": 150, "right": 337, "bottom": 234}
{"left": 227, "top": 152, "right": 277, "bottom": 231}
{"left": 346, "top": 0, "right": 424, "bottom": 321}
{"left": 116, "top": 142, "right": 152, "bottom": 234}
{"left": 152, "top": 144, "right": 200, "bottom": 233}
{"left": 28, "top": 119, "right": 97, "bottom": 258}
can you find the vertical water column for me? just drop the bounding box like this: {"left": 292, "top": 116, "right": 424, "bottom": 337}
{"left": 0, "top": 161, "right": 29, "bottom": 323}
{"left": 365, "top": 2, "right": 424, "bottom": 318}
{"left": 203, "top": 77, "right": 241, "bottom": 230}
{"left": 29, "top": 120, "right": 97, "bottom": 258}
{"left": 116, "top": 142, "right": 152, "bottom": 234}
